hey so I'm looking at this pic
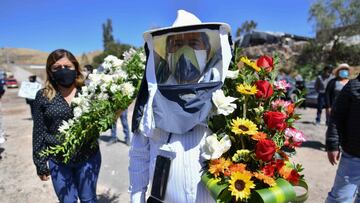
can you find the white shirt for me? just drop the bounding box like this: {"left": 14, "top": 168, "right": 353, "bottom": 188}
{"left": 128, "top": 125, "right": 214, "bottom": 203}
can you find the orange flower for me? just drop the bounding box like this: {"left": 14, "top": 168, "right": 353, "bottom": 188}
{"left": 254, "top": 172, "right": 277, "bottom": 186}
{"left": 279, "top": 166, "right": 300, "bottom": 185}
{"left": 225, "top": 163, "right": 247, "bottom": 176}
{"left": 251, "top": 132, "right": 267, "bottom": 141}
{"left": 209, "top": 158, "right": 232, "bottom": 177}
{"left": 279, "top": 165, "right": 292, "bottom": 179}
{"left": 287, "top": 103, "right": 295, "bottom": 115}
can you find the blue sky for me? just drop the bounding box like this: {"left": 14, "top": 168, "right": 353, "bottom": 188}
{"left": 0, "top": 0, "right": 315, "bottom": 55}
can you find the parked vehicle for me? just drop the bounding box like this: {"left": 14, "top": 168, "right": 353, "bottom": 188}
{"left": 304, "top": 80, "right": 318, "bottom": 108}
{"left": 6, "top": 78, "right": 19, "bottom": 88}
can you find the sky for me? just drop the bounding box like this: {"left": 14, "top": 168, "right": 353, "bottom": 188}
{"left": 0, "top": 0, "right": 316, "bottom": 55}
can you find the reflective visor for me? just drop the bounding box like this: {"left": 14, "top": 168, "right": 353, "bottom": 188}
{"left": 152, "top": 29, "right": 223, "bottom": 85}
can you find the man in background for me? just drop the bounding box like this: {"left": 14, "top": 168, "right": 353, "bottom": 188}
{"left": 314, "top": 65, "right": 333, "bottom": 125}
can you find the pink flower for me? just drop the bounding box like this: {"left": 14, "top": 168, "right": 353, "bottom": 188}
{"left": 284, "top": 128, "right": 306, "bottom": 142}
{"left": 274, "top": 80, "right": 291, "bottom": 91}
{"left": 271, "top": 99, "right": 291, "bottom": 111}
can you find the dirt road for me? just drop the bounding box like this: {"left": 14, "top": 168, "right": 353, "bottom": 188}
{"left": 0, "top": 87, "right": 337, "bottom": 203}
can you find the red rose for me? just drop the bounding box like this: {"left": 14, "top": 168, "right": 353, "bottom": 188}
{"left": 264, "top": 111, "right": 287, "bottom": 131}
{"left": 275, "top": 159, "right": 285, "bottom": 171}
{"left": 255, "top": 80, "right": 274, "bottom": 99}
{"left": 255, "top": 139, "right": 276, "bottom": 162}
{"left": 262, "top": 164, "right": 275, "bottom": 176}
{"left": 257, "top": 55, "right": 274, "bottom": 72}
{"left": 286, "top": 170, "right": 300, "bottom": 185}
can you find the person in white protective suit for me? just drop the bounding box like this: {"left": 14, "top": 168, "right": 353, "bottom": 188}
{"left": 129, "top": 10, "right": 233, "bottom": 203}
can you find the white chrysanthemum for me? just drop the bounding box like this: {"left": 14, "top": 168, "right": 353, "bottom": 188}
{"left": 100, "top": 83, "right": 108, "bottom": 93}
{"left": 139, "top": 52, "right": 146, "bottom": 63}
{"left": 112, "top": 58, "right": 124, "bottom": 68}
{"left": 88, "top": 83, "right": 97, "bottom": 93}
{"left": 72, "top": 97, "right": 81, "bottom": 106}
{"left": 73, "top": 107, "right": 83, "bottom": 119}
{"left": 113, "top": 69, "right": 128, "bottom": 80}
{"left": 104, "top": 55, "right": 118, "bottom": 63}
{"left": 58, "top": 120, "right": 70, "bottom": 133}
{"left": 88, "top": 74, "right": 102, "bottom": 86}
{"left": 226, "top": 70, "right": 239, "bottom": 79}
{"left": 101, "top": 61, "right": 112, "bottom": 71}
{"left": 103, "top": 75, "right": 114, "bottom": 83}
{"left": 212, "top": 89, "right": 237, "bottom": 116}
{"left": 201, "top": 134, "right": 232, "bottom": 160}
{"left": 68, "top": 119, "right": 74, "bottom": 126}
{"left": 119, "top": 82, "right": 135, "bottom": 96}
{"left": 110, "top": 84, "right": 120, "bottom": 94}
{"left": 81, "top": 86, "right": 89, "bottom": 94}
{"left": 97, "top": 92, "right": 109, "bottom": 100}
{"left": 123, "top": 48, "right": 136, "bottom": 61}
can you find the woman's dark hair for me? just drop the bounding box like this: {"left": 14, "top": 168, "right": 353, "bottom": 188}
{"left": 44, "top": 49, "right": 84, "bottom": 100}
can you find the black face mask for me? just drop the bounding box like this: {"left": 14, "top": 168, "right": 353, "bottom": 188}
{"left": 52, "top": 68, "right": 77, "bottom": 87}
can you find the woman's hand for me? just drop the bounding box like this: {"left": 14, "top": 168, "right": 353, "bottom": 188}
{"left": 38, "top": 174, "right": 50, "bottom": 181}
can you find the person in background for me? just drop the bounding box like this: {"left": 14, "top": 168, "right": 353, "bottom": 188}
{"left": 25, "top": 75, "right": 39, "bottom": 119}
{"left": 84, "top": 64, "right": 94, "bottom": 85}
{"left": 32, "top": 49, "right": 101, "bottom": 203}
{"left": 325, "top": 63, "right": 352, "bottom": 117}
{"left": 314, "top": 65, "right": 333, "bottom": 125}
{"left": 109, "top": 109, "right": 131, "bottom": 145}
{"left": 325, "top": 73, "right": 360, "bottom": 203}
{"left": 0, "top": 73, "right": 5, "bottom": 144}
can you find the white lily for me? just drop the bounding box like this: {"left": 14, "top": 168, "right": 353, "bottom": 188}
{"left": 201, "top": 134, "right": 232, "bottom": 160}
{"left": 226, "top": 69, "right": 239, "bottom": 79}
{"left": 212, "top": 89, "right": 237, "bottom": 116}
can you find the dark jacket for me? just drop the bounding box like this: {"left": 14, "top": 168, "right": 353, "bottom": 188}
{"left": 326, "top": 75, "right": 360, "bottom": 157}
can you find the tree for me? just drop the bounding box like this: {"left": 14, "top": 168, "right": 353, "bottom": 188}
{"left": 236, "top": 20, "right": 258, "bottom": 37}
{"left": 102, "top": 19, "right": 115, "bottom": 50}
{"left": 92, "top": 19, "right": 133, "bottom": 68}
{"left": 309, "top": 0, "right": 360, "bottom": 64}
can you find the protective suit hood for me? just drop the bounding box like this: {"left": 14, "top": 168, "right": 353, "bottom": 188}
{"left": 132, "top": 9, "right": 232, "bottom": 136}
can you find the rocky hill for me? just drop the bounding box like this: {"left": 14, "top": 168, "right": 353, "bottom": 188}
{"left": 0, "top": 48, "right": 101, "bottom": 65}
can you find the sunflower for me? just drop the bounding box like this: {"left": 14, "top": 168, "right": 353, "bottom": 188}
{"left": 228, "top": 171, "right": 256, "bottom": 201}
{"left": 253, "top": 172, "right": 277, "bottom": 187}
{"left": 208, "top": 157, "right": 232, "bottom": 178}
{"left": 231, "top": 118, "right": 258, "bottom": 135}
{"left": 240, "top": 56, "right": 261, "bottom": 72}
{"left": 236, "top": 84, "right": 257, "bottom": 95}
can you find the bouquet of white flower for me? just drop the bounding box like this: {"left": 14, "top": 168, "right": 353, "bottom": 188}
{"left": 42, "top": 48, "right": 146, "bottom": 163}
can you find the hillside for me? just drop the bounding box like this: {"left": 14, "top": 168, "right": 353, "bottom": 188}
{"left": 0, "top": 48, "right": 102, "bottom": 65}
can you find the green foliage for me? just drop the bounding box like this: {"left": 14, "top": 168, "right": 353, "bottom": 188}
{"left": 236, "top": 20, "right": 258, "bottom": 37}
{"left": 92, "top": 42, "right": 132, "bottom": 68}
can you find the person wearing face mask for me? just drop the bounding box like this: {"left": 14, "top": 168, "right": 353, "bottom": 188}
{"left": 325, "top": 63, "right": 352, "bottom": 116}
{"left": 129, "top": 10, "right": 232, "bottom": 203}
{"left": 32, "top": 49, "right": 101, "bottom": 203}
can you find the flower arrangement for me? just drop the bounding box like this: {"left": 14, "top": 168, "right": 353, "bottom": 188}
{"left": 201, "top": 55, "right": 308, "bottom": 202}
{"left": 42, "top": 48, "right": 146, "bottom": 163}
